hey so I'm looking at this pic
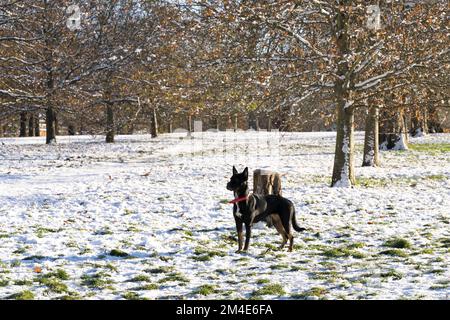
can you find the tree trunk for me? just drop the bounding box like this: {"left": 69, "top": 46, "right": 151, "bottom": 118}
{"left": 428, "top": 105, "right": 443, "bottom": 133}
{"left": 234, "top": 114, "right": 238, "bottom": 132}
{"left": 362, "top": 106, "right": 380, "bottom": 167}
{"left": 150, "top": 107, "right": 158, "bottom": 138}
{"left": 54, "top": 113, "right": 59, "bottom": 136}
{"left": 379, "top": 109, "right": 408, "bottom": 150}
{"left": 34, "top": 115, "right": 40, "bottom": 136}
{"left": 253, "top": 169, "right": 282, "bottom": 228}
{"left": 169, "top": 121, "right": 173, "bottom": 133}
{"left": 19, "top": 112, "right": 27, "bottom": 137}
{"left": 105, "top": 104, "right": 115, "bottom": 143}
{"left": 253, "top": 169, "right": 282, "bottom": 196}
{"left": 331, "top": 4, "right": 355, "bottom": 187}
{"left": 46, "top": 106, "right": 57, "bottom": 144}
{"left": 255, "top": 118, "right": 260, "bottom": 131}
{"left": 267, "top": 116, "right": 272, "bottom": 132}
{"left": 68, "top": 124, "right": 76, "bottom": 135}
{"left": 215, "top": 116, "right": 220, "bottom": 131}
{"left": 28, "top": 114, "right": 35, "bottom": 137}
{"left": 410, "top": 107, "right": 428, "bottom": 137}
{"left": 0, "top": 122, "right": 3, "bottom": 137}
{"left": 187, "top": 114, "right": 192, "bottom": 136}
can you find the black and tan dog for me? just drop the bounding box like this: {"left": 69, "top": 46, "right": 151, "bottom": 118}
{"left": 227, "top": 166, "right": 306, "bottom": 252}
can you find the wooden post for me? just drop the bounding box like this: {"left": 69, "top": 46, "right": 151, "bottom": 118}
{"left": 253, "top": 169, "right": 282, "bottom": 228}
{"left": 253, "top": 169, "right": 282, "bottom": 196}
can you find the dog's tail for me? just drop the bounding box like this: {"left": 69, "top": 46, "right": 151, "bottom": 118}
{"left": 292, "top": 206, "right": 306, "bottom": 232}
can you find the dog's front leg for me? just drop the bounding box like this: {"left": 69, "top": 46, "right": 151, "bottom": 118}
{"left": 235, "top": 219, "right": 243, "bottom": 253}
{"left": 243, "top": 223, "right": 252, "bottom": 251}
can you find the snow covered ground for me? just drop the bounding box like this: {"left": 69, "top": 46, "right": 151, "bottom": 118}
{"left": 0, "top": 131, "right": 449, "bottom": 300}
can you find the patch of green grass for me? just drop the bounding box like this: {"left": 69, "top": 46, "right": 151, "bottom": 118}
{"left": 35, "top": 269, "right": 70, "bottom": 293}
{"left": 123, "top": 208, "right": 135, "bottom": 215}
{"left": 144, "top": 266, "right": 173, "bottom": 274}
{"left": 438, "top": 238, "right": 450, "bottom": 248}
{"left": 40, "top": 278, "right": 69, "bottom": 293}
{"left": 356, "top": 177, "right": 389, "bottom": 188}
{"left": 159, "top": 272, "right": 189, "bottom": 284}
{"left": 256, "top": 279, "right": 270, "bottom": 284}
{"left": 132, "top": 283, "right": 159, "bottom": 291}
{"left": 380, "top": 270, "right": 403, "bottom": 280}
{"left": 193, "top": 284, "right": 217, "bottom": 296}
{"left": 306, "top": 287, "right": 328, "bottom": 297}
{"left": 270, "top": 264, "right": 289, "bottom": 270}
{"left": 192, "top": 247, "right": 226, "bottom": 261}
{"left": 109, "top": 249, "right": 130, "bottom": 258}
{"left": 347, "top": 242, "right": 365, "bottom": 249}
{"left": 35, "top": 227, "right": 61, "bottom": 238}
{"left": 383, "top": 238, "right": 411, "bottom": 249}
{"left": 122, "top": 291, "right": 142, "bottom": 300}
{"left": 47, "top": 269, "right": 70, "bottom": 280}
{"left": 127, "top": 275, "right": 151, "bottom": 282}
{"left": 56, "top": 293, "right": 82, "bottom": 300}
{"left": 104, "top": 263, "right": 119, "bottom": 273}
{"left": 14, "top": 279, "right": 33, "bottom": 286}
{"left": 0, "top": 278, "right": 9, "bottom": 287}
{"left": 81, "top": 272, "right": 113, "bottom": 289}
{"left": 10, "top": 260, "right": 21, "bottom": 267}
{"left": 322, "top": 247, "right": 366, "bottom": 259}
{"left": 379, "top": 249, "right": 409, "bottom": 257}
{"left": 251, "top": 283, "right": 285, "bottom": 298}
{"left": 409, "top": 143, "right": 450, "bottom": 153}
{"left": 6, "top": 290, "right": 34, "bottom": 300}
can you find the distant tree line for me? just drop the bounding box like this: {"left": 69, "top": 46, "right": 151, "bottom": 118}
{"left": 1, "top": 0, "right": 448, "bottom": 186}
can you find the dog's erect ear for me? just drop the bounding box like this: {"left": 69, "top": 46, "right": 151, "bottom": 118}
{"left": 232, "top": 166, "right": 238, "bottom": 175}
{"left": 242, "top": 167, "right": 248, "bottom": 180}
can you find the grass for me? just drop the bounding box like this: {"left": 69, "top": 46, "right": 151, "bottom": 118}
{"left": 35, "top": 269, "right": 71, "bottom": 293}
{"left": 250, "top": 283, "right": 285, "bottom": 298}
{"left": 81, "top": 272, "right": 113, "bottom": 289}
{"left": 159, "top": 272, "right": 189, "bottom": 284}
{"left": 298, "top": 287, "right": 328, "bottom": 298}
{"left": 409, "top": 143, "right": 450, "bottom": 153}
{"left": 132, "top": 283, "right": 159, "bottom": 291}
{"left": 383, "top": 238, "right": 412, "bottom": 249}
{"left": 322, "top": 247, "right": 366, "bottom": 259}
{"left": 193, "top": 284, "right": 217, "bottom": 296}
{"left": 192, "top": 247, "right": 226, "bottom": 261}
{"left": 380, "top": 270, "right": 403, "bottom": 280}
{"left": 6, "top": 290, "right": 35, "bottom": 300}
{"left": 127, "top": 275, "right": 151, "bottom": 282}
{"left": 14, "top": 279, "right": 33, "bottom": 286}
{"left": 0, "top": 278, "right": 9, "bottom": 287}
{"left": 144, "top": 266, "right": 174, "bottom": 274}
{"left": 109, "top": 249, "right": 130, "bottom": 257}
{"left": 122, "top": 291, "right": 143, "bottom": 300}
{"left": 379, "top": 249, "right": 409, "bottom": 257}
{"left": 256, "top": 279, "right": 270, "bottom": 284}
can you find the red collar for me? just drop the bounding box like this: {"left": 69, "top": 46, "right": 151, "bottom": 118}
{"left": 229, "top": 196, "right": 248, "bottom": 204}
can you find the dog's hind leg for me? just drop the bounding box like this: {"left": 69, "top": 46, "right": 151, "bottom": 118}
{"left": 271, "top": 214, "right": 288, "bottom": 250}
{"left": 280, "top": 214, "right": 294, "bottom": 252}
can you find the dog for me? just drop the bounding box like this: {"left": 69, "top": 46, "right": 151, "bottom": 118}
{"left": 226, "top": 166, "right": 306, "bottom": 252}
